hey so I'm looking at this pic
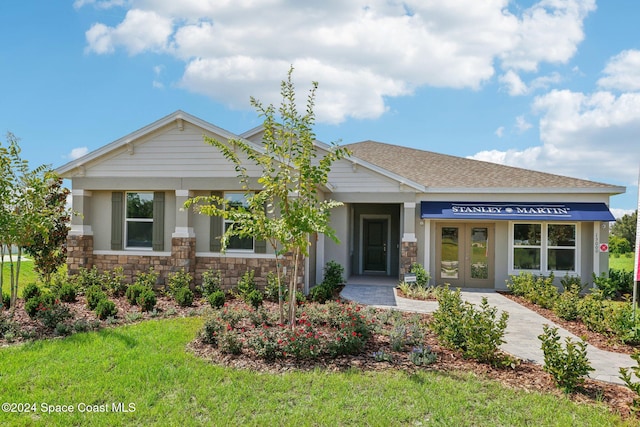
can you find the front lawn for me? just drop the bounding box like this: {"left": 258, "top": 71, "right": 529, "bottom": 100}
{"left": 0, "top": 317, "right": 632, "bottom": 426}
{"left": 610, "top": 255, "right": 635, "bottom": 272}
{"left": 1, "top": 259, "right": 40, "bottom": 298}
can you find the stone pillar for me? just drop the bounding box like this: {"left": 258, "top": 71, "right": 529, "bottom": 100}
{"left": 66, "top": 235, "right": 94, "bottom": 275}
{"left": 400, "top": 202, "right": 418, "bottom": 276}
{"left": 400, "top": 241, "right": 417, "bottom": 276}
{"left": 171, "top": 237, "right": 196, "bottom": 276}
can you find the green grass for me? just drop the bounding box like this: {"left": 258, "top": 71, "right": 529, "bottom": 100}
{"left": 610, "top": 254, "right": 635, "bottom": 272}
{"left": 0, "top": 317, "right": 632, "bottom": 426}
{"left": 1, "top": 259, "right": 40, "bottom": 298}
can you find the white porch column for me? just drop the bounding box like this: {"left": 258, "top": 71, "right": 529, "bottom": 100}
{"left": 69, "top": 189, "right": 93, "bottom": 236}
{"left": 172, "top": 190, "right": 195, "bottom": 238}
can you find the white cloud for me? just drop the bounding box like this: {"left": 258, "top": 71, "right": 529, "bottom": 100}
{"left": 495, "top": 126, "right": 505, "bottom": 138}
{"left": 597, "top": 49, "right": 640, "bottom": 91}
{"left": 74, "top": 0, "right": 125, "bottom": 9}
{"left": 610, "top": 208, "right": 635, "bottom": 219}
{"left": 82, "top": 0, "right": 596, "bottom": 123}
{"left": 515, "top": 115, "right": 532, "bottom": 132}
{"left": 68, "top": 147, "right": 89, "bottom": 160}
{"left": 499, "top": 70, "right": 528, "bottom": 96}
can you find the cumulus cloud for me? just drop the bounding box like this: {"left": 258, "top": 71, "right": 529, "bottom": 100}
{"left": 68, "top": 147, "right": 89, "bottom": 160}
{"left": 597, "top": 49, "right": 640, "bottom": 91}
{"left": 81, "top": 0, "right": 596, "bottom": 123}
{"left": 495, "top": 126, "right": 505, "bottom": 138}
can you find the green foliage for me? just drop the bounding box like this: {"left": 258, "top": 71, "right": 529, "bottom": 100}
{"left": 168, "top": 269, "right": 192, "bottom": 296}
{"left": 264, "top": 272, "right": 286, "bottom": 303}
{"left": 72, "top": 267, "right": 103, "bottom": 292}
{"left": 309, "top": 282, "right": 334, "bottom": 303}
{"left": 94, "top": 299, "right": 118, "bottom": 320}
{"left": 174, "top": 286, "right": 194, "bottom": 308}
{"left": 57, "top": 283, "right": 77, "bottom": 303}
{"left": 431, "top": 286, "right": 510, "bottom": 365}
{"left": 207, "top": 290, "right": 226, "bottom": 309}
{"left": 24, "top": 292, "right": 55, "bottom": 318}
{"left": 372, "top": 349, "right": 393, "bottom": 362}
{"left": 388, "top": 320, "right": 425, "bottom": 352}
{"left": 609, "top": 235, "right": 632, "bottom": 254}
{"left": 619, "top": 351, "right": 640, "bottom": 413}
{"left": 323, "top": 260, "right": 345, "bottom": 289}
{"left": 608, "top": 269, "right": 634, "bottom": 296}
{"left": 606, "top": 301, "right": 640, "bottom": 345}
{"left": 22, "top": 282, "right": 41, "bottom": 301}
{"left": 235, "top": 270, "right": 257, "bottom": 299}
{"left": 538, "top": 325, "right": 593, "bottom": 393}
{"left": 397, "top": 282, "right": 437, "bottom": 300}
{"left": 134, "top": 268, "right": 158, "bottom": 289}
{"left": 577, "top": 293, "right": 608, "bottom": 334}
{"left": 136, "top": 288, "right": 157, "bottom": 312}
{"left": 85, "top": 285, "right": 107, "bottom": 310}
{"left": 507, "top": 272, "right": 558, "bottom": 309}
{"left": 199, "top": 269, "right": 222, "bottom": 297}
{"left": 38, "top": 303, "right": 72, "bottom": 330}
{"left": 409, "top": 262, "right": 431, "bottom": 287}
{"left": 246, "top": 289, "right": 264, "bottom": 309}
{"left": 1, "top": 292, "right": 9, "bottom": 309}
{"left": 409, "top": 345, "right": 437, "bottom": 366}
{"left": 611, "top": 210, "right": 637, "bottom": 252}
{"left": 559, "top": 274, "right": 585, "bottom": 293}
{"left": 104, "top": 267, "right": 127, "bottom": 297}
{"left": 125, "top": 284, "right": 145, "bottom": 305}
{"left": 554, "top": 290, "right": 580, "bottom": 321}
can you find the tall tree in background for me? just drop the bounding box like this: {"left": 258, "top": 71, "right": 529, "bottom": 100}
{"left": 611, "top": 210, "right": 638, "bottom": 252}
{"left": 186, "top": 67, "right": 350, "bottom": 326}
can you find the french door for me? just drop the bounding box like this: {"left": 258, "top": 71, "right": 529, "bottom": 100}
{"left": 435, "top": 223, "right": 494, "bottom": 288}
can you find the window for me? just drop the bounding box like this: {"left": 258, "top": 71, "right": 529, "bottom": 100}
{"left": 511, "top": 223, "right": 577, "bottom": 273}
{"left": 126, "top": 192, "right": 154, "bottom": 248}
{"left": 224, "top": 192, "right": 254, "bottom": 251}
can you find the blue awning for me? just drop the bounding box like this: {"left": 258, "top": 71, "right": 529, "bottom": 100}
{"left": 420, "top": 202, "right": 615, "bottom": 221}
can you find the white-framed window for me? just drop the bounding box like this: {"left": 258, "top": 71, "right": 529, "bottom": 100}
{"left": 510, "top": 222, "right": 578, "bottom": 274}
{"left": 125, "top": 192, "right": 154, "bottom": 249}
{"left": 224, "top": 192, "right": 254, "bottom": 251}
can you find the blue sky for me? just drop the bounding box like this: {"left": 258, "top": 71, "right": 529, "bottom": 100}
{"left": 1, "top": 0, "right": 639, "bottom": 216}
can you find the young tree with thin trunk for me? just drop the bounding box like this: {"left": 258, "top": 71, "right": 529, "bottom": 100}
{"left": 186, "top": 67, "right": 350, "bottom": 326}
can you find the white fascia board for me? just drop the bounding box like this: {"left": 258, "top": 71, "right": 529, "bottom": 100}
{"left": 422, "top": 186, "right": 626, "bottom": 195}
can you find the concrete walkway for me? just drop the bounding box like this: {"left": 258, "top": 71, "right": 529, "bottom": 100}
{"left": 340, "top": 277, "right": 637, "bottom": 385}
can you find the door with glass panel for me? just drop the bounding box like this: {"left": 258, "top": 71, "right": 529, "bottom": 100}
{"left": 435, "top": 223, "right": 495, "bottom": 288}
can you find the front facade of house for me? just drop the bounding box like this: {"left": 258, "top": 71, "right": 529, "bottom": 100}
{"left": 57, "top": 111, "right": 625, "bottom": 291}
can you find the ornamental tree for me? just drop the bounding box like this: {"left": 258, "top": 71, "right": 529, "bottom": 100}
{"left": 186, "top": 67, "right": 350, "bottom": 326}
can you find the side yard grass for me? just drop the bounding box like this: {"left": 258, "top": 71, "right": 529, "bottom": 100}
{"left": 0, "top": 317, "right": 631, "bottom": 426}
{"left": 610, "top": 255, "right": 634, "bottom": 272}
{"left": 1, "top": 260, "right": 40, "bottom": 298}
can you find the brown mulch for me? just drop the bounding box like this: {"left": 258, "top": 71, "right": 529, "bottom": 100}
{"left": 187, "top": 303, "right": 637, "bottom": 420}
{"left": 498, "top": 291, "right": 638, "bottom": 355}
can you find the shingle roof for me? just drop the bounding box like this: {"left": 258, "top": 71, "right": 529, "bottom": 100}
{"left": 345, "top": 140, "right": 622, "bottom": 191}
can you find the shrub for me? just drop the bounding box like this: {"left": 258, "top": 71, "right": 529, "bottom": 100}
{"left": 264, "top": 272, "right": 286, "bottom": 303}
{"left": 397, "top": 282, "right": 437, "bottom": 300}
{"left": 105, "top": 267, "right": 127, "bottom": 297}
{"left": 85, "top": 285, "right": 107, "bottom": 310}
{"left": 553, "top": 290, "right": 580, "bottom": 321}
{"left": 134, "top": 268, "right": 158, "bottom": 289}
{"left": 199, "top": 269, "right": 222, "bottom": 297}
{"left": 592, "top": 272, "right": 618, "bottom": 299}
{"left": 95, "top": 299, "right": 118, "bottom": 320}
{"left": 539, "top": 325, "right": 593, "bottom": 393}
{"left": 609, "top": 269, "right": 633, "bottom": 296}
{"left": 137, "top": 288, "right": 157, "bottom": 312}
{"left": 246, "top": 289, "right": 264, "bottom": 309}
{"left": 24, "top": 293, "right": 56, "bottom": 318}
{"left": 507, "top": 272, "right": 558, "bottom": 309}
{"left": 39, "top": 303, "right": 72, "bottom": 330}
{"left": 372, "top": 349, "right": 393, "bottom": 362}
{"left": 577, "top": 293, "right": 608, "bottom": 334}
{"left": 208, "top": 290, "right": 226, "bottom": 309}
{"left": 323, "top": 260, "right": 345, "bottom": 289}
{"left": 168, "top": 269, "right": 192, "bottom": 296}
{"left": 174, "top": 286, "right": 194, "bottom": 307}
{"left": 430, "top": 286, "right": 467, "bottom": 349}
{"left": 57, "top": 283, "right": 77, "bottom": 303}
{"left": 389, "top": 321, "right": 424, "bottom": 351}
{"left": 72, "top": 266, "right": 103, "bottom": 291}
{"left": 409, "top": 345, "right": 437, "bottom": 366}
{"left": 560, "top": 274, "right": 585, "bottom": 294}
{"left": 309, "top": 283, "right": 334, "bottom": 304}
{"left": 235, "top": 270, "right": 257, "bottom": 300}
{"left": 619, "top": 351, "right": 640, "bottom": 413}
{"left": 2, "top": 292, "right": 10, "bottom": 309}
{"left": 126, "top": 284, "right": 146, "bottom": 305}
{"left": 218, "top": 330, "right": 243, "bottom": 355}
{"left": 409, "top": 262, "right": 430, "bottom": 287}
{"left": 22, "top": 282, "right": 41, "bottom": 302}
{"left": 607, "top": 301, "right": 640, "bottom": 345}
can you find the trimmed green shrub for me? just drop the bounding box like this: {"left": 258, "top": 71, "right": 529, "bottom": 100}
{"left": 2, "top": 292, "right": 10, "bottom": 309}
{"left": 85, "top": 285, "right": 107, "bottom": 310}
{"left": 22, "top": 282, "right": 41, "bottom": 302}
{"left": 309, "top": 283, "right": 333, "bottom": 303}
{"left": 24, "top": 292, "right": 55, "bottom": 318}
{"left": 539, "top": 325, "right": 593, "bottom": 393}
{"left": 134, "top": 268, "right": 158, "bottom": 289}
{"left": 246, "top": 289, "right": 264, "bottom": 309}
{"left": 125, "top": 284, "right": 146, "bottom": 305}
{"left": 95, "top": 299, "right": 118, "bottom": 320}
{"left": 409, "top": 262, "right": 430, "bottom": 287}
{"left": 560, "top": 274, "right": 585, "bottom": 294}
{"left": 137, "top": 288, "right": 157, "bottom": 312}
{"left": 72, "top": 266, "right": 103, "bottom": 291}
{"left": 323, "top": 260, "right": 345, "bottom": 289}
{"left": 199, "top": 269, "right": 222, "bottom": 297}
{"left": 553, "top": 291, "right": 580, "bottom": 321}
{"left": 208, "top": 290, "right": 226, "bottom": 309}
{"left": 264, "top": 272, "right": 286, "bottom": 303}
{"left": 168, "top": 269, "right": 192, "bottom": 296}
{"left": 235, "top": 270, "right": 257, "bottom": 300}
{"left": 57, "top": 283, "right": 77, "bottom": 303}
{"left": 39, "top": 303, "right": 72, "bottom": 330}
{"left": 174, "top": 286, "right": 194, "bottom": 307}
{"left": 577, "top": 293, "right": 608, "bottom": 334}
{"left": 105, "top": 266, "right": 127, "bottom": 297}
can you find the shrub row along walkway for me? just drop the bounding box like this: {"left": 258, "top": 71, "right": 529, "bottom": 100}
{"left": 340, "top": 278, "right": 636, "bottom": 385}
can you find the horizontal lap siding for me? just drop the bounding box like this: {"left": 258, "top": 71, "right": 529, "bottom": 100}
{"left": 327, "top": 160, "right": 401, "bottom": 192}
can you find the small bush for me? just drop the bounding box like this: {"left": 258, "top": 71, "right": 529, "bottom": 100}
{"left": 409, "top": 345, "right": 437, "bottom": 366}
{"left": 539, "top": 325, "right": 593, "bottom": 393}
{"left": 174, "top": 286, "right": 194, "bottom": 307}
{"left": 72, "top": 266, "right": 103, "bottom": 291}
{"left": 57, "top": 283, "right": 77, "bottom": 303}
{"left": 309, "top": 283, "right": 334, "bottom": 303}
{"left": 208, "top": 290, "right": 226, "bottom": 309}
{"left": 245, "top": 289, "right": 264, "bottom": 309}
{"left": 39, "top": 304, "right": 72, "bottom": 330}
{"left": 323, "top": 260, "right": 345, "bottom": 289}
{"left": 577, "top": 293, "right": 608, "bottom": 334}
{"left": 2, "top": 292, "right": 10, "bottom": 309}
{"left": 125, "top": 284, "right": 146, "bottom": 305}
{"left": 218, "top": 331, "right": 243, "bottom": 355}
{"left": 95, "top": 299, "right": 118, "bottom": 320}
{"left": 235, "top": 270, "right": 257, "bottom": 300}
{"left": 85, "top": 285, "right": 107, "bottom": 310}
{"left": 105, "top": 267, "right": 127, "bottom": 297}
{"left": 264, "top": 272, "right": 286, "bottom": 303}
{"left": 168, "top": 269, "right": 192, "bottom": 296}
{"left": 619, "top": 351, "right": 640, "bottom": 413}
{"left": 134, "top": 268, "right": 158, "bottom": 289}
{"left": 554, "top": 291, "right": 580, "bottom": 321}
{"left": 22, "top": 283, "right": 41, "bottom": 301}
{"left": 137, "top": 288, "right": 157, "bottom": 312}
{"left": 372, "top": 349, "right": 393, "bottom": 362}
{"left": 24, "top": 293, "right": 56, "bottom": 318}
{"left": 560, "top": 274, "right": 585, "bottom": 294}
{"left": 199, "top": 269, "right": 222, "bottom": 297}
{"left": 609, "top": 269, "right": 634, "bottom": 296}
{"left": 409, "top": 262, "right": 430, "bottom": 287}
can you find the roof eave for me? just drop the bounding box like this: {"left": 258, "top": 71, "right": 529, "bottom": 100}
{"left": 422, "top": 186, "right": 626, "bottom": 195}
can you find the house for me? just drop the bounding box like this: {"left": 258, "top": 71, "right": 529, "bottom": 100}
{"left": 56, "top": 110, "right": 625, "bottom": 291}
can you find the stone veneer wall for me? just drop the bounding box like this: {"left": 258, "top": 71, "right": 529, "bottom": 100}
{"left": 66, "top": 235, "right": 304, "bottom": 291}
{"left": 400, "top": 241, "right": 417, "bottom": 276}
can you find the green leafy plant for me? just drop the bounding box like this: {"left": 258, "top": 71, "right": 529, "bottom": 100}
{"left": 577, "top": 293, "right": 608, "bottom": 334}
{"left": 137, "top": 287, "right": 157, "bottom": 312}
{"left": 409, "top": 345, "right": 437, "bottom": 366}
{"left": 323, "top": 260, "right": 345, "bottom": 289}
{"left": 538, "top": 325, "right": 593, "bottom": 393}
{"left": 560, "top": 273, "right": 585, "bottom": 294}
{"left": 105, "top": 266, "right": 127, "bottom": 297}
{"left": 125, "top": 284, "right": 145, "bottom": 305}
{"left": 72, "top": 266, "right": 103, "bottom": 292}
{"left": 235, "top": 270, "right": 257, "bottom": 300}
{"left": 309, "top": 282, "right": 334, "bottom": 303}
{"left": 372, "top": 349, "right": 393, "bottom": 362}
{"left": 2, "top": 292, "right": 10, "bottom": 309}
{"left": 24, "top": 292, "right": 55, "bottom": 318}
{"left": 553, "top": 290, "right": 580, "bottom": 321}
{"left": 168, "top": 269, "right": 192, "bottom": 296}
{"left": 94, "top": 299, "right": 118, "bottom": 320}
{"left": 619, "top": 351, "right": 640, "bottom": 413}
{"left": 264, "top": 272, "right": 286, "bottom": 303}
{"left": 246, "top": 289, "right": 264, "bottom": 309}
{"left": 134, "top": 268, "right": 158, "bottom": 289}
{"left": 85, "top": 285, "right": 107, "bottom": 310}
{"left": 56, "top": 283, "right": 77, "bottom": 303}
{"left": 174, "top": 286, "right": 194, "bottom": 307}
{"left": 208, "top": 290, "right": 226, "bottom": 309}
{"left": 22, "top": 282, "right": 41, "bottom": 302}
{"left": 409, "top": 262, "right": 430, "bottom": 287}
{"left": 199, "top": 268, "right": 222, "bottom": 297}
